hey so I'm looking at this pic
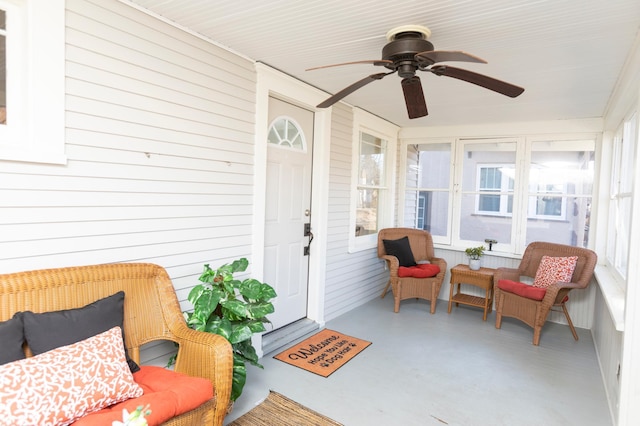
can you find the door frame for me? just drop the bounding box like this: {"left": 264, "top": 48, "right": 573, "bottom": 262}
{"left": 252, "top": 63, "right": 332, "bottom": 355}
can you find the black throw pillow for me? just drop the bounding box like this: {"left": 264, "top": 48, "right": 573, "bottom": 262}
{"left": 21, "top": 291, "right": 140, "bottom": 373}
{"left": 383, "top": 236, "right": 417, "bottom": 267}
{"left": 0, "top": 313, "right": 26, "bottom": 365}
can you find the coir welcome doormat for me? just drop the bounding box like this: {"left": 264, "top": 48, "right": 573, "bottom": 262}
{"left": 273, "top": 329, "right": 371, "bottom": 377}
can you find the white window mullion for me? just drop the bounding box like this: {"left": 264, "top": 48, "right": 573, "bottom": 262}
{"left": 512, "top": 138, "right": 529, "bottom": 253}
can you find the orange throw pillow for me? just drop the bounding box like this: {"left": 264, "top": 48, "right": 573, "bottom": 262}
{"left": 0, "top": 327, "right": 143, "bottom": 425}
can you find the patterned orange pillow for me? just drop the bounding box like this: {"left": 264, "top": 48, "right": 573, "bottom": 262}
{"left": 0, "top": 326, "right": 143, "bottom": 425}
{"left": 532, "top": 255, "right": 578, "bottom": 288}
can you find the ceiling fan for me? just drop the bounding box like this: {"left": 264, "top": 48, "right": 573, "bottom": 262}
{"left": 309, "top": 25, "right": 525, "bottom": 119}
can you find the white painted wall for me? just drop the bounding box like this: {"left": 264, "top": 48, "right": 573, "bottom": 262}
{"left": 1, "top": 0, "right": 257, "bottom": 364}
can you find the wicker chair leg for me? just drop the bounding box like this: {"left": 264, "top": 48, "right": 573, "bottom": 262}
{"left": 380, "top": 280, "right": 391, "bottom": 298}
{"left": 533, "top": 327, "right": 542, "bottom": 346}
{"left": 495, "top": 294, "right": 503, "bottom": 329}
{"left": 562, "top": 303, "right": 579, "bottom": 341}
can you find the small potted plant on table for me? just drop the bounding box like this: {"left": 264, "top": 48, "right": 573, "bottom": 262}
{"left": 465, "top": 245, "right": 485, "bottom": 270}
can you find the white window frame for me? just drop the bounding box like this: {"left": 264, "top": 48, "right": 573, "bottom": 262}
{"left": 606, "top": 111, "right": 637, "bottom": 284}
{"left": 401, "top": 133, "right": 596, "bottom": 254}
{"left": 0, "top": 0, "right": 65, "bottom": 164}
{"left": 349, "top": 108, "right": 398, "bottom": 252}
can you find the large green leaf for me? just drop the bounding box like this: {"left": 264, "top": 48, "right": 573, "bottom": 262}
{"left": 247, "top": 301, "right": 275, "bottom": 318}
{"left": 206, "top": 317, "right": 232, "bottom": 340}
{"left": 193, "top": 287, "right": 224, "bottom": 321}
{"left": 260, "top": 283, "right": 277, "bottom": 300}
{"left": 221, "top": 299, "right": 249, "bottom": 317}
{"left": 238, "top": 279, "right": 263, "bottom": 300}
{"left": 231, "top": 354, "right": 246, "bottom": 401}
{"left": 246, "top": 319, "right": 267, "bottom": 334}
{"left": 229, "top": 323, "right": 253, "bottom": 344}
{"left": 185, "top": 312, "right": 206, "bottom": 331}
{"left": 234, "top": 340, "right": 262, "bottom": 368}
{"left": 187, "top": 284, "right": 206, "bottom": 305}
{"left": 230, "top": 258, "right": 249, "bottom": 273}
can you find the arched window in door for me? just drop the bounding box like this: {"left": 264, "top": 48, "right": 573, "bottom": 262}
{"left": 267, "top": 116, "right": 306, "bottom": 151}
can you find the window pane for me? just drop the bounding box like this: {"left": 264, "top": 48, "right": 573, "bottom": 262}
{"left": 403, "top": 143, "right": 451, "bottom": 236}
{"left": 526, "top": 143, "right": 594, "bottom": 247}
{"left": 356, "top": 131, "right": 387, "bottom": 238}
{"left": 460, "top": 193, "right": 513, "bottom": 242}
{"left": 356, "top": 189, "right": 378, "bottom": 236}
{"left": 359, "top": 132, "right": 385, "bottom": 187}
{"left": 460, "top": 141, "right": 516, "bottom": 243}
{"left": 418, "top": 190, "right": 449, "bottom": 235}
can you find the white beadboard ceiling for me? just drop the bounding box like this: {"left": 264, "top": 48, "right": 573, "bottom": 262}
{"left": 124, "top": 0, "right": 640, "bottom": 127}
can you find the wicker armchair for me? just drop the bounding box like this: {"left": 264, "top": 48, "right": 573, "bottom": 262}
{"left": 0, "top": 263, "right": 233, "bottom": 426}
{"left": 494, "top": 242, "right": 597, "bottom": 345}
{"left": 378, "top": 228, "right": 447, "bottom": 313}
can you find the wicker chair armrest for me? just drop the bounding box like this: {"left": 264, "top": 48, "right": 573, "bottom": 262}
{"left": 172, "top": 324, "right": 233, "bottom": 419}
{"left": 429, "top": 257, "right": 447, "bottom": 277}
{"left": 493, "top": 267, "right": 521, "bottom": 283}
{"left": 544, "top": 281, "right": 582, "bottom": 304}
{"left": 381, "top": 255, "right": 400, "bottom": 274}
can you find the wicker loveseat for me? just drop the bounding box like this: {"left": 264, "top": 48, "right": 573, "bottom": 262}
{"left": 0, "top": 263, "right": 233, "bottom": 426}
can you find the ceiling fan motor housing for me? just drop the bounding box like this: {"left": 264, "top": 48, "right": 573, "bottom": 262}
{"left": 382, "top": 33, "right": 434, "bottom": 78}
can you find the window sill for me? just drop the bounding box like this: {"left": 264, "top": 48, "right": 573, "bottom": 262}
{"left": 594, "top": 265, "right": 625, "bottom": 331}
{"left": 0, "top": 147, "right": 67, "bottom": 165}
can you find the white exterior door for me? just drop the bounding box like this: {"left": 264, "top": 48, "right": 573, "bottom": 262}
{"left": 264, "top": 97, "right": 314, "bottom": 330}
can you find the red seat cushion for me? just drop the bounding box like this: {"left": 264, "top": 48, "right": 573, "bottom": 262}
{"left": 498, "top": 279, "right": 547, "bottom": 301}
{"left": 74, "top": 366, "right": 213, "bottom": 426}
{"left": 398, "top": 263, "right": 441, "bottom": 278}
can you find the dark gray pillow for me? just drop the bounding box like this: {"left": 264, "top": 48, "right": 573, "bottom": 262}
{"left": 0, "top": 313, "right": 25, "bottom": 365}
{"left": 21, "top": 291, "right": 140, "bottom": 373}
{"left": 383, "top": 236, "right": 417, "bottom": 267}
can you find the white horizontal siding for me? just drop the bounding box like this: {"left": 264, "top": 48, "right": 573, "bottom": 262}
{"left": 1, "top": 0, "right": 257, "bottom": 321}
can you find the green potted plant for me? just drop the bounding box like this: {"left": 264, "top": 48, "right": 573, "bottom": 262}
{"left": 465, "top": 245, "right": 485, "bottom": 270}
{"left": 177, "top": 258, "right": 277, "bottom": 403}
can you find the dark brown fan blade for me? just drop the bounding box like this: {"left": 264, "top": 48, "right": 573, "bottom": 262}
{"left": 416, "top": 50, "right": 487, "bottom": 65}
{"left": 306, "top": 59, "right": 393, "bottom": 71}
{"left": 430, "top": 65, "right": 525, "bottom": 98}
{"left": 317, "top": 72, "right": 393, "bottom": 108}
{"left": 401, "top": 76, "right": 428, "bottom": 119}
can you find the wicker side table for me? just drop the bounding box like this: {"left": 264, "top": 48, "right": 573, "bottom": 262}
{"left": 448, "top": 264, "right": 496, "bottom": 321}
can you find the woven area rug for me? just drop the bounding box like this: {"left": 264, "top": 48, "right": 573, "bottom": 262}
{"left": 273, "top": 329, "right": 371, "bottom": 377}
{"left": 228, "top": 390, "right": 342, "bottom": 426}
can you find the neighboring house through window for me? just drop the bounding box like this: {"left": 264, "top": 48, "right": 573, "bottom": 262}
{"left": 476, "top": 164, "right": 514, "bottom": 216}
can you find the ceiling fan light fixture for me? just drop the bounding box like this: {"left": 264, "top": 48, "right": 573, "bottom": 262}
{"left": 386, "top": 25, "right": 431, "bottom": 41}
